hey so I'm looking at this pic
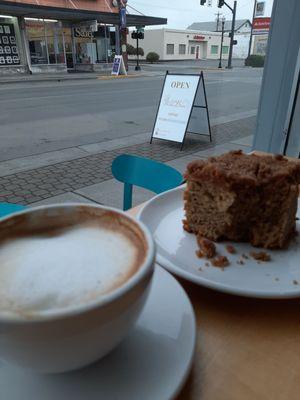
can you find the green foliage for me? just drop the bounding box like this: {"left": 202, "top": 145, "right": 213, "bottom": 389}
{"left": 146, "top": 52, "right": 160, "bottom": 63}
{"left": 137, "top": 47, "right": 144, "bottom": 56}
{"left": 127, "top": 45, "right": 144, "bottom": 57}
{"left": 126, "top": 44, "right": 136, "bottom": 55}
{"left": 245, "top": 54, "right": 265, "bottom": 67}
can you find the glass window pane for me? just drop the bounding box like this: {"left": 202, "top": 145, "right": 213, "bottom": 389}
{"left": 26, "top": 20, "right": 48, "bottom": 64}
{"left": 179, "top": 44, "right": 186, "bottom": 55}
{"left": 46, "top": 22, "right": 65, "bottom": 64}
{"left": 211, "top": 45, "right": 218, "bottom": 55}
{"left": 166, "top": 44, "right": 174, "bottom": 55}
{"left": 222, "top": 45, "right": 229, "bottom": 54}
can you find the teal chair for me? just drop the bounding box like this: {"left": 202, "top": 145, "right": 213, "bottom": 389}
{"left": 0, "top": 203, "right": 26, "bottom": 218}
{"left": 111, "top": 154, "right": 183, "bottom": 211}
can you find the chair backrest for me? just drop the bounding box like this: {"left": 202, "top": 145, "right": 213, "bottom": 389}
{"left": 0, "top": 203, "right": 26, "bottom": 218}
{"left": 111, "top": 154, "right": 183, "bottom": 210}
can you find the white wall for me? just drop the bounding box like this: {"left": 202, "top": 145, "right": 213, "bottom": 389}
{"left": 233, "top": 33, "right": 250, "bottom": 59}
{"left": 128, "top": 28, "right": 230, "bottom": 61}
{"left": 127, "top": 29, "right": 164, "bottom": 60}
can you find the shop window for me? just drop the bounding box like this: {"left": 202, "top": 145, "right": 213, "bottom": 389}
{"left": 26, "top": 21, "right": 48, "bottom": 65}
{"left": 222, "top": 46, "right": 229, "bottom": 54}
{"left": 179, "top": 44, "right": 186, "bottom": 55}
{"left": 46, "top": 22, "right": 65, "bottom": 64}
{"left": 166, "top": 44, "right": 174, "bottom": 55}
{"left": 211, "top": 45, "right": 219, "bottom": 55}
{"left": 190, "top": 46, "right": 195, "bottom": 55}
{"left": 26, "top": 19, "right": 65, "bottom": 65}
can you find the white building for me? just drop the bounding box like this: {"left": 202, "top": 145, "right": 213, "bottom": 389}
{"left": 188, "top": 19, "right": 252, "bottom": 59}
{"left": 127, "top": 28, "right": 231, "bottom": 61}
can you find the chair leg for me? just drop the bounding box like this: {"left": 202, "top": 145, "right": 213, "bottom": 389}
{"left": 124, "top": 183, "right": 133, "bottom": 211}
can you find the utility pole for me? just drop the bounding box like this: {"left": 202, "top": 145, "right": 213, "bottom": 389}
{"left": 215, "top": 12, "right": 222, "bottom": 31}
{"left": 218, "top": 18, "right": 225, "bottom": 68}
{"left": 217, "top": 0, "right": 237, "bottom": 69}
{"left": 135, "top": 33, "right": 140, "bottom": 71}
{"left": 248, "top": 0, "right": 257, "bottom": 57}
{"left": 227, "top": 1, "right": 236, "bottom": 69}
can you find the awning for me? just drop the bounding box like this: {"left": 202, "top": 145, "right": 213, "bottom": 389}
{"left": 0, "top": 0, "right": 167, "bottom": 26}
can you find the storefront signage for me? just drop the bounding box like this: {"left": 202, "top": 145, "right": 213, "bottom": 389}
{"left": 255, "top": 1, "right": 265, "bottom": 17}
{"left": 0, "top": 23, "right": 20, "bottom": 66}
{"left": 253, "top": 17, "right": 271, "bottom": 34}
{"left": 73, "top": 27, "right": 94, "bottom": 38}
{"left": 193, "top": 35, "right": 206, "bottom": 41}
{"left": 111, "top": 55, "right": 127, "bottom": 76}
{"left": 151, "top": 72, "right": 212, "bottom": 148}
{"left": 76, "top": 20, "right": 98, "bottom": 32}
{"left": 120, "top": 7, "right": 127, "bottom": 30}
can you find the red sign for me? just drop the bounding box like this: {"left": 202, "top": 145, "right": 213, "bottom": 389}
{"left": 193, "top": 35, "right": 205, "bottom": 41}
{"left": 253, "top": 17, "right": 271, "bottom": 31}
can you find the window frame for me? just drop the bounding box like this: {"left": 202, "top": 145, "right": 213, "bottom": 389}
{"left": 166, "top": 43, "right": 175, "bottom": 55}
{"left": 179, "top": 44, "right": 186, "bottom": 55}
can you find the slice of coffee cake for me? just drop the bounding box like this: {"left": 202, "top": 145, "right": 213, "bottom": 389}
{"left": 183, "top": 151, "right": 300, "bottom": 249}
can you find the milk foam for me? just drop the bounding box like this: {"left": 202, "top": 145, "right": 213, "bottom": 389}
{"left": 0, "top": 226, "right": 138, "bottom": 315}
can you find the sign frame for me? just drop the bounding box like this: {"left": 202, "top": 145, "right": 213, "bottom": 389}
{"left": 150, "top": 71, "right": 212, "bottom": 150}
{"left": 111, "top": 55, "right": 127, "bottom": 76}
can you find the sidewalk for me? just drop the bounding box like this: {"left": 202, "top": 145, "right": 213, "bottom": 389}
{"left": 0, "top": 116, "right": 255, "bottom": 210}
{"left": 0, "top": 69, "right": 163, "bottom": 85}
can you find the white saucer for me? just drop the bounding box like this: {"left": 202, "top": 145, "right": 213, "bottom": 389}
{"left": 138, "top": 186, "right": 300, "bottom": 299}
{"left": 0, "top": 266, "right": 196, "bottom": 400}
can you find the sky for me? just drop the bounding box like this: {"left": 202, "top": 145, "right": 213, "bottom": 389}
{"left": 127, "top": 0, "right": 274, "bottom": 29}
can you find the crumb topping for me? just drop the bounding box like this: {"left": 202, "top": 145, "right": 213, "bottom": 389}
{"left": 250, "top": 251, "right": 271, "bottom": 262}
{"left": 226, "top": 244, "right": 236, "bottom": 254}
{"left": 197, "top": 236, "right": 216, "bottom": 258}
{"left": 212, "top": 255, "right": 230, "bottom": 268}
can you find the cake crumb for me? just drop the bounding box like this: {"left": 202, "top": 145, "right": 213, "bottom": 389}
{"left": 196, "top": 250, "right": 204, "bottom": 258}
{"left": 250, "top": 251, "right": 271, "bottom": 262}
{"left": 197, "top": 236, "right": 216, "bottom": 258}
{"left": 274, "top": 277, "right": 279, "bottom": 282}
{"left": 205, "top": 262, "right": 210, "bottom": 267}
{"left": 293, "top": 280, "right": 299, "bottom": 285}
{"left": 183, "top": 219, "right": 193, "bottom": 233}
{"left": 237, "top": 259, "right": 244, "bottom": 265}
{"left": 226, "top": 244, "right": 236, "bottom": 254}
{"left": 242, "top": 253, "right": 249, "bottom": 259}
{"left": 212, "top": 255, "right": 230, "bottom": 268}
{"left": 198, "top": 267, "right": 203, "bottom": 272}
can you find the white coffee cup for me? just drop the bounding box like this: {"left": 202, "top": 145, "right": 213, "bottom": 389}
{"left": 0, "top": 204, "right": 155, "bottom": 373}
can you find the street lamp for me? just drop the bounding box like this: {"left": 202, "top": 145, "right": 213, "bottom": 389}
{"left": 218, "top": 17, "right": 226, "bottom": 68}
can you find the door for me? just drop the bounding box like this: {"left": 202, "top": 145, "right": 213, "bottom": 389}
{"left": 196, "top": 46, "right": 199, "bottom": 59}
{"left": 63, "top": 28, "right": 74, "bottom": 69}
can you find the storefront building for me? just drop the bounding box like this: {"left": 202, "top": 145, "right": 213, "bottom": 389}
{"left": 0, "top": 0, "right": 166, "bottom": 74}
{"left": 127, "top": 28, "right": 231, "bottom": 62}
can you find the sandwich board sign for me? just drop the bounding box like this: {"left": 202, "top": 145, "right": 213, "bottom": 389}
{"left": 111, "top": 55, "right": 127, "bottom": 76}
{"left": 150, "top": 71, "right": 212, "bottom": 149}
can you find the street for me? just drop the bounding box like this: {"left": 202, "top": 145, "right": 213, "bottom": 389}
{"left": 0, "top": 66, "right": 262, "bottom": 161}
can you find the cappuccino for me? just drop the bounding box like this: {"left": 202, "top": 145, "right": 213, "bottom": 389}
{"left": 0, "top": 207, "right": 147, "bottom": 317}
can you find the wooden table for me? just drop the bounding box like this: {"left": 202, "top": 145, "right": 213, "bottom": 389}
{"left": 128, "top": 205, "right": 300, "bottom": 400}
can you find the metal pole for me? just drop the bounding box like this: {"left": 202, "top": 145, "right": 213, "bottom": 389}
{"left": 218, "top": 20, "right": 225, "bottom": 68}
{"left": 135, "top": 34, "right": 140, "bottom": 71}
{"left": 115, "top": 25, "right": 121, "bottom": 55}
{"left": 227, "top": 0, "right": 236, "bottom": 69}
{"left": 248, "top": 0, "right": 257, "bottom": 57}
{"left": 104, "top": 24, "right": 108, "bottom": 64}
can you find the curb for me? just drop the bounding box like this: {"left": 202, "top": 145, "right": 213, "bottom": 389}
{"left": 0, "top": 72, "right": 164, "bottom": 85}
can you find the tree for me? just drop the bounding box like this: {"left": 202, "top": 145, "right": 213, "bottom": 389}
{"left": 137, "top": 47, "right": 144, "bottom": 56}
{"left": 126, "top": 44, "right": 136, "bottom": 55}
{"left": 146, "top": 52, "right": 159, "bottom": 63}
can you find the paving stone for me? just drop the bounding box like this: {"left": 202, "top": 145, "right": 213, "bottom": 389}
{"left": 0, "top": 116, "right": 254, "bottom": 204}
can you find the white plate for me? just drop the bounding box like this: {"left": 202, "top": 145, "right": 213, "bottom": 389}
{"left": 138, "top": 186, "right": 300, "bottom": 299}
{"left": 0, "top": 266, "right": 196, "bottom": 400}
